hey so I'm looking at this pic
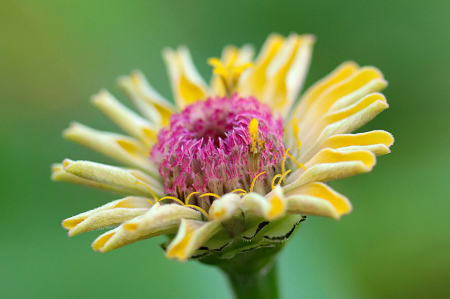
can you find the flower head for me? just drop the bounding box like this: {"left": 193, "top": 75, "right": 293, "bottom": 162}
{"left": 53, "top": 33, "right": 393, "bottom": 265}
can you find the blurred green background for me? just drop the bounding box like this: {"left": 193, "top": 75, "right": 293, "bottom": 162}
{"left": 1, "top": 0, "right": 449, "bottom": 298}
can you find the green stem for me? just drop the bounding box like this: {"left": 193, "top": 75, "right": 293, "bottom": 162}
{"left": 225, "top": 261, "right": 279, "bottom": 299}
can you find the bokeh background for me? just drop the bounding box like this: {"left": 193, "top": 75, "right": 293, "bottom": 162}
{"left": 1, "top": 1, "right": 449, "bottom": 298}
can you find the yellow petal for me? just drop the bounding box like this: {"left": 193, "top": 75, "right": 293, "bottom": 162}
{"left": 239, "top": 33, "right": 285, "bottom": 100}
{"left": 63, "top": 122, "right": 158, "bottom": 175}
{"left": 285, "top": 149, "right": 376, "bottom": 189}
{"left": 91, "top": 90, "right": 159, "bottom": 148}
{"left": 285, "top": 182, "right": 352, "bottom": 218}
{"left": 117, "top": 71, "right": 176, "bottom": 127}
{"left": 166, "top": 219, "right": 222, "bottom": 261}
{"left": 321, "top": 130, "right": 394, "bottom": 156}
{"left": 273, "top": 34, "right": 315, "bottom": 116}
{"left": 163, "top": 46, "right": 209, "bottom": 109}
{"left": 62, "top": 159, "right": 164, "bottom": 197}
{"left": 262, "top": 34, "right": 303, "bottom": 110}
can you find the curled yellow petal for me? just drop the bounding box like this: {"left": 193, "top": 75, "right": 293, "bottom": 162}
{"left": 293, "top": 61, "right": 360, "bottom": 122}
{"left": 299, "top": 93, "right": 389, "bottom": 162}
{"left": 321, "top": 130, "right": 394, "bottom": 156}
{"left": 241, "top": 187, "right": 286, "bottom": 221}
{"left": 209, "top": 193, "right": 241, "bottom": 221}
{"left": 300, "top": 66, "right": 386, "bottom": 128}
{"left": 166, "top": 219, "right": 222, "bottom": 261}
{"left": 285, "top": 182, "right": 352, "bottom": 218}
{"left": 285, "top": 149, "right": 377, "bottom": 190}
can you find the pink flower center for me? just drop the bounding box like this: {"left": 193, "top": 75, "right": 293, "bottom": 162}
{"left": 150, "top": 95, "right": 285, "bottom": 211}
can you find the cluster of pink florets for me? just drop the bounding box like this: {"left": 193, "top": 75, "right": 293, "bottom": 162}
{"left": 151, "top": 95, "right": 285, "bottom": 208}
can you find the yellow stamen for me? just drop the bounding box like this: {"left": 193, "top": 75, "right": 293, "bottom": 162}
{"left": 146, "top": 198, "right": 155, "bottom": 206}
{"left": 135, "top": 181, "right": 159, "bottom": 202}
{"left": 250, "top": 171, "right": 266, "bottom": 193}
{"left": 299, "top": 163, "right": 306, "bottom": 171}
{"left": 185, "top": 205, "right": 211, "bottom": 221}
{"left": 271, "top": 174, "right": 283, "bottom": 190}
{"left": 271, "top": 169, "right": 292, "bottom": 190}
{"left": 281, "top": 169, "right": 291, "bottom": 181}
{"left": 158, "top": 196, "right": 186, "bottom": 206}
{"left": 286, "top": 151, "right": 300, "bottom": 168}
{"left": 185, "top": 191, "right": 199, "bottom": 205}
{"left": 281, "top": 148, "right": 290, "bottom": 185}
{"left": 249, "top": 118, "right": 259, "bottom": 153}
{"left": 231, "top": 189, "right": 247, "bottom": 195}
{"left": 200, "top": 193, "right": 221, "bottom": 199}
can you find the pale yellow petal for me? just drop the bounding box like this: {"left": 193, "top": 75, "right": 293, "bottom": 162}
{"left": 209, "top": 193, "right": 241, "bottom": 221}
{"left": 298, "top": 67, "right": 386, "bottom": 134}
{"left": 91, "top": 90, "right": 159, "bottom": 148}
{"left": 62, "top": 159, "right": 164, "bottom": 197}
{"left": 286, "top": 195, "right": 340, "bottom": 219}
{"left": 298, "top": 93, "right": 389, "bottom": 162}
{"left": 293, "top": 61, "right": 360, "bottom": 122}
{"left": 92, "top": 203, "right": 204, "bottom": 253}
{"left": 122, "top": 202, "right": 203, "bottom": 233}
{"left": 63, "top": 196, "right": 153, "bottom": 236}
{"left": 63, "top": 122, "right": 159, "bottom": 175}
{"left": 166, "top": 219, "right": 222, "bottom": 261}
{"left": 163, "top": 46, "right": 209, "bottom": 109}
{"left": 117, "top": 71, "right": 176, "bottom": 127}
{"left": 52, "top": 163, "right": 145, "bottom": 195}
{"left": 241, "top": 187, "right": 287, "bottom": 221}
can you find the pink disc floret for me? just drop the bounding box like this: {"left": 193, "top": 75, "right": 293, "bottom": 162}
{"left": 151, "top": 95, "right": 285, "bottom": 209}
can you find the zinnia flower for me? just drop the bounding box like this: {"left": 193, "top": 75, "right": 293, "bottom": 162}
{"left": 52, "top": 33, "right": 393, "bottom": 279}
